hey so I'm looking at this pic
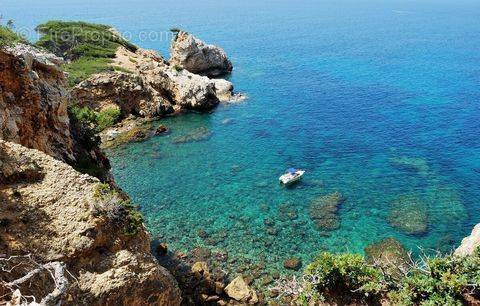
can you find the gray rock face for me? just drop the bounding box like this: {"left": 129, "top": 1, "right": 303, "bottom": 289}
{"left": 170, "top": 31, "right": 233, "bottom": 77}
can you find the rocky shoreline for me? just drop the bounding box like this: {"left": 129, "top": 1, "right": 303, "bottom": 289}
{"left": 0, "top": 24, "right": 252, "bottom": 305}
{"left": 1, "top": 21, "right": 479, "bottom": 306}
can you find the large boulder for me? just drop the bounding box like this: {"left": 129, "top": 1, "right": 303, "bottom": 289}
{"left": 309, "top": 192, "right": 345, "bottom": 231}
{"left": 224, "top": 276, "right": 258, "bottom": 304}
{"left": 170, "top": 31, "right": 233, "bottom": 77}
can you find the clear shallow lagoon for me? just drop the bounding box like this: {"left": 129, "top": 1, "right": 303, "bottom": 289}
{"left": 5, "top": 0, "right": 480, "bottom": 274}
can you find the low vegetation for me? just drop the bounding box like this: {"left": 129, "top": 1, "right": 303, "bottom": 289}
{"left": 0, "top": 24, "right": 26, "bottom": 47}
{"left": 93, "top": 183, "right": 144, "bottom": 236}
{"left": 69, "top": 104, "right": 121, "bottom": 133}
{"left": 292, "top": 249, "right": 480, "bottom": 305}
{"left": 35, "top": 21, "right": 137, "bottom": 85}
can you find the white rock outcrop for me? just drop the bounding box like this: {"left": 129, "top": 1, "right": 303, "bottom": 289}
{"left": 170, "top": 31, "right": 233, "bottom": 77}
{"left": 455, "top": 223, "right": 480, "bottom": 256}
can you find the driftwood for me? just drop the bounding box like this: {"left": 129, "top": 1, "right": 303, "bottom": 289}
{"left": 0, "top": 254, "right": 69, "bottom": 306}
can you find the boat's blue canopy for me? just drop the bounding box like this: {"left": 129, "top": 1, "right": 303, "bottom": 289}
{"left": 286, "top": 168, "right": 297, "bottom": 174}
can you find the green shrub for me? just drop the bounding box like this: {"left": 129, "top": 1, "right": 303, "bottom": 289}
{"left": 64, "top": 57, "right": 114, "bottom": 86}
{"left": 93, "top": 183, "right": 144, "bottom": 236}
{"left": 69, "top": 105, "right": 120, "bottom": 132}
{"left": 36, "top": 21, "right": 137, "bottom": 60}
{"left": 172, "top": 64, "right": 183, "bottom": 72}
{"left": 97, "top": 107, "right": 121, "bottom": 131}
{"left": 303, "top": 252, "right": 384, "bottom": 301}
{"left": 299, "top": 250, "right": 480, "bottom": 306}
{"left": 0, "top": 25, "right": 27, "bottom": 47}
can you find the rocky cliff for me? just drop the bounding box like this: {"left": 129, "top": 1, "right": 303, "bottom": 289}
{"left": 0, "top": 44, "right": 111, "bottom": 180}
{"left": 456, "top": 223, "right": 480, "bottom": 256}
{"left": 0, "top": 141, "right": 181, "bottom": 305}
{"left": 0, "top": 44, "right": 74, "bottom": 162}
{"left": 0, "top": 43, "right": 181, "bottom": 305}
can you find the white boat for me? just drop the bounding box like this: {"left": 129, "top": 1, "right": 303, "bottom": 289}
{"left": 279, "top": 168, "right": 305, "bottom": 185}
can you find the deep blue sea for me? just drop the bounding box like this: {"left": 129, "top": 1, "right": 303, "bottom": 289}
{"left": 4, "top": 0, "right": 480, "bottom": 275}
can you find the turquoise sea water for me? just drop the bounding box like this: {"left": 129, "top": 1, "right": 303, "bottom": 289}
{"left": 4, "top": 0, "right": 480, "bottom": 275}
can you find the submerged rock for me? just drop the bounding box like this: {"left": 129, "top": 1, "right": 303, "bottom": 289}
{"left": 283, "top": 257, "right": 302, "bottom": 270}
{"left": 278, "top": 203, "right": 298, "bottom": 221}
{"left": 389, "top": 156, "right": 429, "bottom": 174}
{"left": 170, "top": 31, "right": 233, "bottom": 77}
{"left": 309, "top": 192, "right": 345, "bottom": 231}
{"left": 388, "top": 194, "right": 428, "bottom": 235}
{"left": 155, "top": 124, "right": 169, "bottom": 135}
{"left": 172, "top": 126, "right": 212, "bottom": 144}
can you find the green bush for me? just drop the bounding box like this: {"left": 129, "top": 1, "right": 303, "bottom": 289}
{"left": 299, "top": 250, "right": 480, "bottom": 306}
{"left": 172, "top": 64, "right": 183, "bottom": 72}
{"left": 303, "top": 252, "right": 384, "bottom": 301}
{"left": 93, "top": 183, "right": 144, "bottom": 236}
{"left": 69, "top": 105, "right": 120, "bottom": 132}
{"left": 64, "top": 57, "right": 114, "bottom": 86}
{"left": 97, "top": 107, "right": 121, "bottom": 131}
{"left": 36, "top": 21, "right": 137, "bottom": 85}
{"left": 0, "top": 25, "right": 27, "bottom": 47}
{"left": 36, "top": 21, "right": 136, "bottom": 59}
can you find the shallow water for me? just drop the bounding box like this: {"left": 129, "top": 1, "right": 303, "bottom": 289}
{"left": 5, "top": 0, "right": 480, "bottom": 275}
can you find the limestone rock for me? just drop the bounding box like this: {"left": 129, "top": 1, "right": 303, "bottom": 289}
{"left": 455, "top": 223, "right": 480, "bottom": 256}
{"left": 224, "top": 276, "right": 258, "bottom": 304}
{"left": 0, "top": 140, "right": 181, "bottom": 305}
{"left": 73, "top": 47, "right": 226, "bottom": 116}
{"left": 0, "top": 44, "right": 110, "bottom": 180}
{"left": 0, "top": 44, "right": 74, "bottom": 162}
{"left": 170, "top": 31, "right": 233, "bottom": 77}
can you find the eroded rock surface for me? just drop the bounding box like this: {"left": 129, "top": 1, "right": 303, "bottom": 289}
{"left": 0, "top": 44, "right": 111, "bottom": 180}
{"left": 170, "top": 31, "right": 233, "bottom": 77}
{"left": 0, "top": 44, "right": 74, "bottom": 162}
{"left": 0, "top": 140, "right": 181, "bottom": 305}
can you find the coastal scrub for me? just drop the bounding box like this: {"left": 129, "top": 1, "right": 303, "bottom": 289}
{"left": 0, "top": 25, "right": 27, "bottom": 47}
{"left": 294, "top": 248, "right": 480, "bottom": 305}
{"left": 35, "top": 21, "right": 137, "bottom": 85}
